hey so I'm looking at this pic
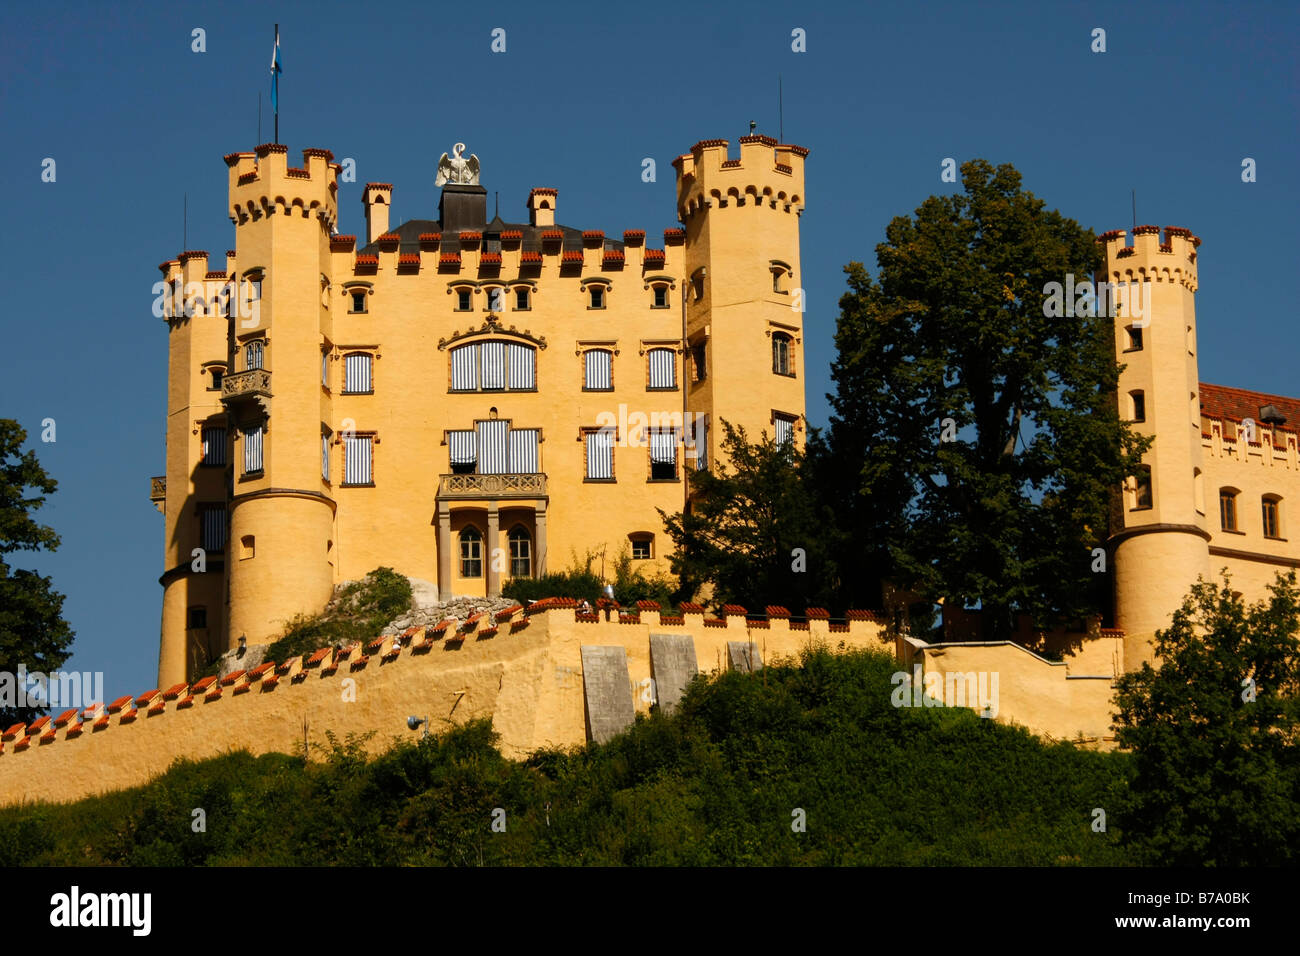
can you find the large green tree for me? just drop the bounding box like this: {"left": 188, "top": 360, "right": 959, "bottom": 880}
{"left": 0, "top": 420, "right": 75, "bottom": 728}
{"left": 1113, "top": 574, "right": 1300, "bottom": 865}
{"left": 827, "top": 159, "right": 1148, "bottom": 638}
{"left": 658, "top": 420, "right": 842, "bottom": 613}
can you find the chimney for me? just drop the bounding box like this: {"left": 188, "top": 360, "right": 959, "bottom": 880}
{"left": 528, "top": 188, "right": 557, "bottom": 227}
{"left": 363, "top": 183, "right": 393, "bottom": 244}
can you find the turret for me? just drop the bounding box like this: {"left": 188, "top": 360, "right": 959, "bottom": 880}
{"left": 1099, "top": 225, "right": 1209, "bottom": 669}
{"left": 363, "top": 183, "right": 392, "bottom": 244}
{"left": 217, "top": 144, "right": 340, "bottom": 668}
{"left": 674, "top": 135, "right": 808, "bottom": 469}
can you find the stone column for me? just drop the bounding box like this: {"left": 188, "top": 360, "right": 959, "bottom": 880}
{"left": 437, "top": 508, "right": 452, "bottom": 602}
{"left": 487, "top": 505, "right": 500, "bottom": 597}
{"left": 535, "top": 506, "right": 547, "bottom": 577}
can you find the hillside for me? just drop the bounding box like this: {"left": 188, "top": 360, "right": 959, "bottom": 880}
{"left": 0, "top": 646, "right": 1133, "bottom": 866}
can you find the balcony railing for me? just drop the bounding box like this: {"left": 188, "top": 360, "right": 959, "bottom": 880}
{"left": 438, "top": 473, "right": 547, "bottom": 499}
{"left": 220, "top": 368, "right": 272, "bottom": 414}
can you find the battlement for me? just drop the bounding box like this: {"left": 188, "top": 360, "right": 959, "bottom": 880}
{"left": 225, "top": 143, "right": 340, "bottom": 231}
{"left": 1199, "top": 381, "right": 1300, "bottom": 469}
{"left": 1097, "top": 225, "right": 1200, "bottom": 290}
{"left": 673, "top": 137, "right": 808, "bottom": 223}
{"left": 0, "top": 599, "right": 885, "bottom": 806}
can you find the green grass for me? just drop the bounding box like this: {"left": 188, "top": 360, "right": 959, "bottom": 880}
{"left": 0, "top": 646, "right": 1135, "bottom": 866}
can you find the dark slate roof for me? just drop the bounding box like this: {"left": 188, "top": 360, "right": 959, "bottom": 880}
{"left": 358, "top": 217, "right": 624, "bottom": 256}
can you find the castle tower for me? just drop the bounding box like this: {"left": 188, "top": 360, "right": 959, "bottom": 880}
{"left": 215, "top": 144, "right": 340, "bottom": 672}
{"left": 1100, "top": 225, "right": 1210, "bottom": 669}
{"left": 156, "top": 250, "right": 233, "bottom": 686}
{"left": 674, "top": 136, "right": 808, "bottom": 467}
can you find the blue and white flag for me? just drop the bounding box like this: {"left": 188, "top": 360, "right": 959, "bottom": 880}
{"left": 270, "top": 28, "right": 282, "bottom": 112}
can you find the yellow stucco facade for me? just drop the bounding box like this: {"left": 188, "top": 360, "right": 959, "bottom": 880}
{"left": 152, "top": 137, "right": 809, "bottom": 688}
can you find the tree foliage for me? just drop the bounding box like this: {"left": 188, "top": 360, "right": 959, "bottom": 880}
{"left": 1112, "top": 573, "right": 1300, "bottom": 865}
{"left": 0, "top": 420, "right": 74, "bottom": 727}
{"left": 658, "top": 420, "right": 842, "bottom": 613}
{"left": 826, "top": 159, "right": 1148, "bottom": 637}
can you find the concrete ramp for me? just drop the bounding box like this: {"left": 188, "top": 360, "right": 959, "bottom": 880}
{"left": 649, "top": 633, "right": 698, "bottom": 714}
{"left": 581, "top": 645, "right": 636, "bottom": 744}
{"left": 727, "top": 641, "right": 763, "bottom": 674}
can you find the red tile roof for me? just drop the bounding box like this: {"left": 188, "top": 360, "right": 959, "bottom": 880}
{"left": 53, "top": 708, "right": 79, "bottom": 728}
{"left": 1200, "top": 382, "right": 1300, "bottom": 426}
{"left": 561, "top": 250, "right": 583, "bottom": 263}
{"left": 500, "top": 230, "right": 522, "bottom": 241}
{"left": 520, "top": 251, "right": 542, "bottom": 264}
{"left": 106, "top": 696, "right": 135, "bottom": 714}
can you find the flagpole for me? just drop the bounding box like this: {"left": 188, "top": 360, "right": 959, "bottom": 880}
{"left": 273, "top": 24, "right": 279, "bottom": 145}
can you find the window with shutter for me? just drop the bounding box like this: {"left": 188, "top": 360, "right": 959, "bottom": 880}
{"left": 321, "top": 433, "right": 330, "bottom": 481}
{"left": 199, "top": 504, "right": 227, "bottom": 554}
{"left": 507, "top": 344, "right": 536, "bottom": 389}
{"left": 649, "top": 429, "right": 678, "bottom": 480}
{"left": 449, "top": 430, "right": 478, "bottom": 474}
{"left": 508, "top": 428, "right": 540, "bottom": 474}
{"left": 450, "top": 344, "right": 479, "bottom": 391}
{"left": 243, "top": 424, "right": 264, "bottom": 474}
{"left": 481, "top": 341, "right": 507, "bottom": 390}
{"left": 476, "top": 419, "right": 509, "bottom": 474}
{"left": 585, "top": 429, "right": 614, "bottom": 480}
{"left": 584, "top": 349, "right": 612, "bottom": 390}
{"left": 647, "top": 348, "right": 676, "bottom": 390}
{"left": 774, "top": 414, "right": 795, "bottom": 447}
{"left": 201, "top": 427, "right": 226, "bottom": 466}
{"left": 344, "top": 435, "right": 373, "bottom": 486}
{"left": 344, "top": 353, "right": 373, "bottom": 394}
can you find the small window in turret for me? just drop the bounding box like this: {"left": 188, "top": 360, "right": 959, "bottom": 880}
{"left": 350, "top": 291, "right": 367, "bottom": 313}
{"left": 1126, "top": 326, "right": 1143, "bottom": 351}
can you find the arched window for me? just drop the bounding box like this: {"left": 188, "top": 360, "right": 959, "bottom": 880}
{"left": 508, "top": 526, "right": 532, "bottom": 579}
{"left": 1220, "top": 488, "right": 1239, "bottom": 531}
{"left": 1263, "top": 495, "right": 1282, "bottom": 539}
{"left": 244, "top": 340, "right": 264, "bottom": 371}
{"left": 459, "top": 526, "right": 483, "bottom": 578}
{"left": 772, "top": 333, "right": 794, "bottom": 376}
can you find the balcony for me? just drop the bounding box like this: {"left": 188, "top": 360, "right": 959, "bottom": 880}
{"left": 437, "top": 473, "right": 547, "bottom": 499}
{"left": 220, "top": 368, "right": 272, "bottom": 415}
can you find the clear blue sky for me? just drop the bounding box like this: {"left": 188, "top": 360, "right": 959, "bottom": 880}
{"left": 1, "top": 0, "right": 1295, "bottom": 701}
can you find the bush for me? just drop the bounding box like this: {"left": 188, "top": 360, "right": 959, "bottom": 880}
{"left": 502, "top": 549, "right": 679, "bottom": 610}
{"left": 262, "top": 567, "right": 412, "bottom": 663}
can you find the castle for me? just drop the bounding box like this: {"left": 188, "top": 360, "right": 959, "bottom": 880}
{"left": 151, "top": 136, "right": 809, "bottom": 688}
{"left": 5, "top": 144, "right": 1296, "bottom": 807}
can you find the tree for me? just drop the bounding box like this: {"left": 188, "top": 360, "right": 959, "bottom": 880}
{"left": 658, "top": 420, "right": 841, "bottom": 613}
{"left": 826, "top": 159, "right": 1148, "bottom": 639}
{"left": 1112, "top": 573, "right": 1300, "bottom": 865}
{"left": 0, "top": 420, "right": 75, "bottom": 728}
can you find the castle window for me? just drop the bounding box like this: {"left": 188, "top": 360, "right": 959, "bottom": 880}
{"left": 630, "top": 534, "right": 653, "bottom": 560}
{"left": 691, "top": 270, "right": 705, "bottom": 301}
{"left": 459, "top": 526, "right": 483, "bottom": 578}
{"left": 207, "top": 366, "right": 225, "bottom": 390}
{"left": 1194, "top": 467, "right": 1205, "bottom": 515}
{"left": 773, "top": 412, "right": 797, "bottom": 448}
{"left": 1263, "top": 495, "right": 1282, "bottom": 539}
{"left": 653, "top": 285, "right": 669, "bottom": 309}
{"left": 344, "top": 353, "right": 373, "bottom": 394}
{"left": 649, "top": 429, "right": 679, "bottom": 481}
{"left": 584, "top": 349, "right": 613, "bottom": 391}
{"left": 187, "top": 607, "right": 207, "bottom": 630}
{"left": 1130, "top": 390, "right": 1146, "bottom": 422}
{"left": 690, "top": 414, "right": 708, "bottom": 470}
{"left": 322, "top": 432, "right": 331, "bottom": 482}
{"left": 690, "top": 341, "right": 706, "bottom": 382}
{"left": 450, "top": 341, "right": 536, "bottom": 392}
{"left": 243, "top": 424, "right": 264, "bottom": 475}
{"left": 589, "top": 286, "right": 605, "bottom": 310}
{"left": 449, "top": 430, "right": 477, "bottom": 474}
{"left": 1132, "top": 466, "right": 1152, "bottom": 510}
{"left": 646, "top": 348, "right": 676, "bottom": 390}
{"left": 457, "top": 289, "right": 472, "bottom": 312}
{"left": 322, "top": 352, "right": 329, "bottom": 389}
{"left": 1125, "top": 326, "right": 1143, "bottom": 351}
{"left": 239, "top": 535, "right": 255, "bottom": 560}
{"left": 244, "top": 339, "right": 264, "bottom": 371}
{"left": 486, "top": 287, "right": 504, "bottom": 312}
{"left": 508, "top": 428, "right": 540, "bottom": 474}
{"left": 584, "top": 427, "right": 615, "bottom": 481}
{"left": 343, "top": 434, "right": 374, "bottom": 486}
{"left": 350, "top": 291, "right": 367, "bottom": 314}
{"left": 1220, "top": 488, "right": 1238, "bottom": 531}
{"left": 201, "top": 426, "right": 226, "bottom": 466}
{"left": 772, "top": 333, "right": 794, "bottom": 376}
{"left": 508, "top": 526, "right": 532, "bottom": 579}
{"left": 515, "top": 288, "right": 530, "bottom": 311}
{"left": 198, "top": 503, "right": 227, "bottom": 554}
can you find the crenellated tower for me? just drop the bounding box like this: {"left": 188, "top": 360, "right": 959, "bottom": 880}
{"left": 1100, "top": 224, "right": 1210, "bottom": 669}
{"left": 674, "top": 136, "right": 808, "bottom": 467}
{"left": 154, "top": 144, "right": 342, "bottom": 687}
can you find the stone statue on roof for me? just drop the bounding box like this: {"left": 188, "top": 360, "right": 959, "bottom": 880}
{"left": 436, "top": 143, "right": 480, "bottom": 186}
